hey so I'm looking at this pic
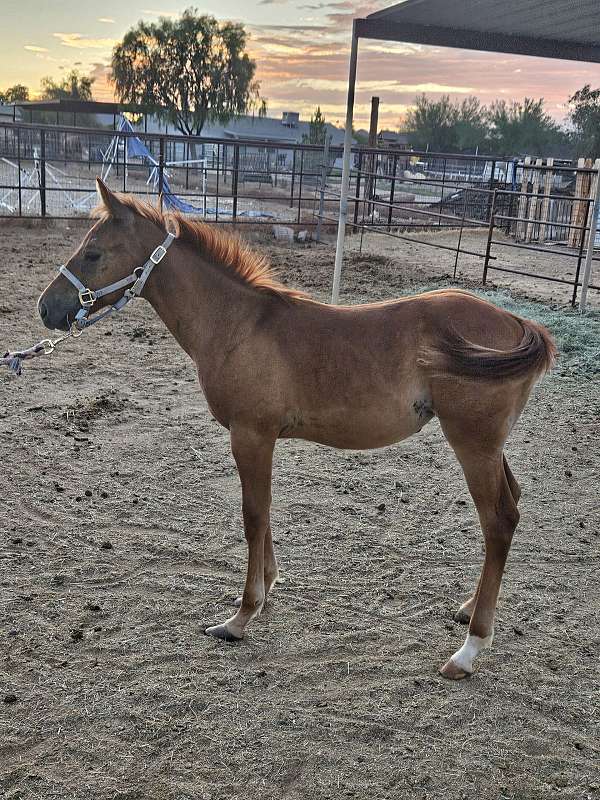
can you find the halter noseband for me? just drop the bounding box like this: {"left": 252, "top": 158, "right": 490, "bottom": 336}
{"left": 58, "top": 232, "right": 176, "bottom": 331}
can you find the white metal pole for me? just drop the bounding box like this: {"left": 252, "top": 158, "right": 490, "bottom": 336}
{"left": 580, "top": 163, "right": 600, "bottom": 313}
{"left": 331, "top": 23, "right": 359, "bottom": 304}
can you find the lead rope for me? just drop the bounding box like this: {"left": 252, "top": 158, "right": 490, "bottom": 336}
{"left": 1, "top": 331, "right": 73, "bottom": 376}
{"left": 1, "top": 232, "right": 175, "bottom": 376}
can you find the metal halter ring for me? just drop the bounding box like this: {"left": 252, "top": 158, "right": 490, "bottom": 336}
{"left": 40, "top": 339, "right": 55, "bottom": 355}
{"left": 78, "top": 288, "right": 97, "bottom": 308}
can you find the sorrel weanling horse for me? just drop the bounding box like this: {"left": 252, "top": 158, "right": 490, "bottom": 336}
{"left": 38, "top": 179, "right": 556, "bottom": 680}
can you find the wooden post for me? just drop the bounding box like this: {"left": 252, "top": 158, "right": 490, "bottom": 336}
{"left": 539, "top": 157, "right": 554, "bottom": 243}
{"left": 365, "top": 96, "right": 379, "bottom": 219}
{"left": 516, "top": 156, "right": 532, "bottom": 241}
{"left": 580, "top": 159, "right": 600, "bottom": 312}
{"left": 569, "top": 158, "right": 588, "bottom": 248}
{"left": 526, "top": 157, "right": 543, "bottom": 242}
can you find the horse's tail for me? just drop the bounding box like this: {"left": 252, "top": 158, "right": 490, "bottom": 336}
{"left": 420, "top": 317, "right": 557, "bottom": 381}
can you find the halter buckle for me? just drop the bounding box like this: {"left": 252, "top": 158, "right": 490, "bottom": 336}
{"left": 78, "top": 288, "right": 97, "bottom": 308}
{"left": 150, "top": 245, "right": 167, "bottom": 264}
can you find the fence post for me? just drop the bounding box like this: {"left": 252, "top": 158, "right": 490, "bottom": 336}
{"left": 17, "top": 127, "right": 22, "bottom": 217}
{"left": 316, "top": 135, "right": 330, "bottom": 243}
{"left": 539, "top": 157, "right": 554, "bottom": 243}
{"left": 580, "top": 160, "right": 600, "bottom": 312}
{"left": 572, "top": 197, "right": 590, "bottom": 307}
{"left": 439, "top": 157, "right": 446, "bottom": 226}
{"left": 122, "top": 133, "right": 127, "bottom": 192}
{"left": 290, "top": 149, "right": 297, "bottom": 209}
{"left": 353, "top": 150, "right": 363, "bottom": 231}
{"left": 232, "top": 143, "right": 239, "bottom": 220}
{"left": 297, "top": 149, "right": 304, "bottom": 225}
{"left": 39, "top": 129, "right": 47, "bottom": 218}
{"left": 387, "top": 153, "right": 398, "bottom": 231}
{"left": 482, "top": 189, "right": 497, "bottom": 284}
{"left": 158, "top": 137, "right": 165, "bottom": 209}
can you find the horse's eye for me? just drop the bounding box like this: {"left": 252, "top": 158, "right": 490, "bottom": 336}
{"left": 84, "top": 251, "right": 101, "bottom": 262}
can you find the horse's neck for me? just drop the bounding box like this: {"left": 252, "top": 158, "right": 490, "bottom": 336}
{"left": 143, "top": 241, "right": 264, "bottom": 369}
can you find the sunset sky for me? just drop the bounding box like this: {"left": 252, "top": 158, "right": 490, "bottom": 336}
{"left": 2, "top": 0, "right": 599, "bottom": 129}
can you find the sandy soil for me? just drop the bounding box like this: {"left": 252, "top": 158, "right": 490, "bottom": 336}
{"left": 0, "top": 220, "right": 599, "bottom": 800}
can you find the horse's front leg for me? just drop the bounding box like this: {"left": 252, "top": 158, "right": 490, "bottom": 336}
{"left": 205, "top": 426, "right": 275, "bottom": 642}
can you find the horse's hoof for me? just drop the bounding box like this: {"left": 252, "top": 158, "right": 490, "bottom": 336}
{"left": 204, "top": 623, "right": 242, "bottom": 642}
{"left": 454, "top": 609, "right": 471, "bottom": 625}
{"left": 233, "top": 595, "right": 242, "bottom": 608}
{"left": 439, "top": 658, "right": 472, "bottom": 681}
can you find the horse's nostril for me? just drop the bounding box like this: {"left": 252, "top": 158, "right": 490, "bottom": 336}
{"left": 39, "top": 301, "right": 48, "bottom": 321}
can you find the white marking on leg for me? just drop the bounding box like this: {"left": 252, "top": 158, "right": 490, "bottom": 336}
{"left": 451, "top": 632, "right": 494, "bottom": 674}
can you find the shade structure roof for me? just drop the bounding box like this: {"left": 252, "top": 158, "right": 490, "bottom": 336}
{"left": 358, "top": 0, "right": 600, "bottom": 62}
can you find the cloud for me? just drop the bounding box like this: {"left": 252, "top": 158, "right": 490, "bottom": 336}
{"left": 97, "top": 17, "right": 116, "bottom": 24}
{"left": 53, "top": 33, "right": 119, "bottom": 49}
{"left": 258, "top": 0, "right": 289, "bottom": 4}
{"left": 140, "top": 8, "right": 179, "bottom": 17}
{"left": 24, "top": 45, "right": 49, "bottom": 53}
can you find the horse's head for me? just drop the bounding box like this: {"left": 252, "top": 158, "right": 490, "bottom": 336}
{"left": 38, "top": 178, "right": 161, "bottom": 331}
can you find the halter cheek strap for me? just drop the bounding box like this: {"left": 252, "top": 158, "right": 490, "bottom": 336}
{"left": 58, "top": 232, "right": 176, "bottom": 330}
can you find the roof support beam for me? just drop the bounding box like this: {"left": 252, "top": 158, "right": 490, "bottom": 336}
{"left": 331, "top": 21, "right": 359, "bottom": 304}
{"left": 354, "top": 18, "right": 600, "bottom": 63}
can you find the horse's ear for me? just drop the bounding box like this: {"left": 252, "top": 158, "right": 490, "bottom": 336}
{"left": 95, "top": 177, "right": 131, "bottom": 220}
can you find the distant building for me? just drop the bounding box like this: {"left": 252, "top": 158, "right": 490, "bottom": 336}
{"left": 377, "top": 130, "right": 411, "bottom": 150}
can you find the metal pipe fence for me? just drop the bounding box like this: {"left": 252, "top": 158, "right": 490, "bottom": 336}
{"left": 0, "top": 120, "right": 598, "bottom": 304}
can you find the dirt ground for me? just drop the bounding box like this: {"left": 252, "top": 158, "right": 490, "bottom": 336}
{"left": 1, "top": 220, "right": 599, "bottom": 800}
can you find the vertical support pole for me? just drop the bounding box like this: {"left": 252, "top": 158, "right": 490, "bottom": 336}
{"left": 232, "top": 143, "right": 239, "bottom": 220}
{"left": 580, "top": 162, "right": 600, "bottom": 313}
{"left": 122, "top": 133, "right": 127, "bottom": 192}
{"left": 158, "top": 136, "right": 165, "bottom": 210}
{"left": 17, "top": 127, "right": 22, "bottom": 217}
{"left": 482, "top": 189, "right": 497, "bottom": 285}
{"left": 297, "top": 149, "right": 304, "bottom": 225}
{"left": 569, "top": 158, "right": 587, "bottom": 248}
{"left": 216, "top": 143, "right": 220, "bottom": 222}
{"left": 332, "top": 23, "right": 359, "bottom": 304}
{"left": 39, "top": 129, "right": 46, "bottom": 218}
{"left": 316, "top": 135, "right": 330, "bottom": 243}
{"left": 439, "top": 157, "right": 446, "bottom": 226}
{"left": 185, "top": 141, "right": 190, "bottom": 190}
{"left": 353, "top": 150, "right": 363, "bottom": 231}
{"left": 290, "top": 148, "right": 297, "bottom": 209}
{"left": 539, "top": 157, "right": 554, "bottom": 243}
{"left": 387, "top": 153, "right": 398, "bottom": 231}
{"left": 572, "top": 198, "right": 590, "bottom": 307}
{"left": 526, "top": 157, "right": 543, "bottom": 242}
{"left": 453, "top": 188, "right": 468, "bottom": 279}
{"left": 365, "top": 96, "right": 379, "bottom": 218}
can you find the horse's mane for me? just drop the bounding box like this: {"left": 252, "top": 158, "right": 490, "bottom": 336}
{"left": 92, "top": 194, "right": 308, "bottom": 302}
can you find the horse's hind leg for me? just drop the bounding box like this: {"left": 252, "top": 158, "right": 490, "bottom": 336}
{"left": 503, "top": 454, "right": 521, "bottom": 504}
{"left": 454, "top": 454, "right": 521, "bottom": 625}
{"left": 438, "top": 420, "right": 520, "bottom": 679}
{"left": 205, "top": 427, "right": 275, "bottom": 641}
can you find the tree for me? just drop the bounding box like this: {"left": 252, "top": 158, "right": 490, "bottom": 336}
{"left": 111, "top": 8, "right": 262, "bottom": 135}
{"left": 40, "top": 70, "right": 94, "bottom": 101}
{"left": 404, "top": 94, "right": 488, "bottom": 152}
{"left": 568, "top": 84, "right": 600, "bottom": 158}
{"left": 487, "top": 98, "right": 564, "bottom": 156}
{"left": 0, "top": 84, "right": 29, "bottom": 104}
{"left": 302, "top": 106, "right": 327, "bottom": 145}
{"left": 453, "top": 97, "right": 488, "bottom": 152}
{"left": 405, "top": 94, "right": 458, "bottom": 152}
